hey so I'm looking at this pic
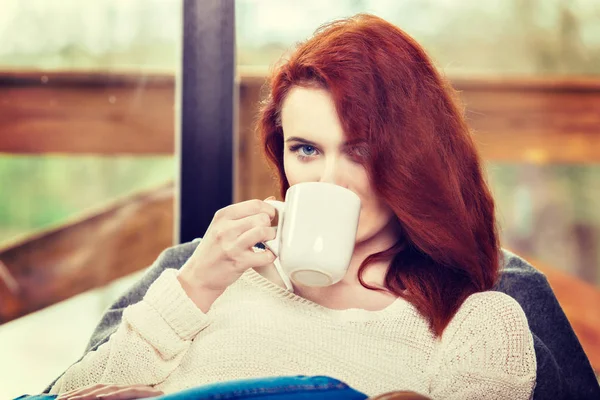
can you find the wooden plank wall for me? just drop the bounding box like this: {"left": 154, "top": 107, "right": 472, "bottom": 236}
{"left": 2, "top": 71, "right": 600, "bottom": 162}
{"left": 0, "top": 72, "right": 175, "bottom": 154}
{"left": 456, "top": 76, "right": 600, "bottom": 163}
{"left": 236, "top": 74, "right": 280, "bottom": 202}
{"left": 0, "top": 183, "right": 174, "bottom": 322}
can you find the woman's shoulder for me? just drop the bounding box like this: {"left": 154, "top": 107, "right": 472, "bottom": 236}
{"left": 459, "top": 290, "right": 526, "bottom": 316}
{"left": 439, "top": 290, "right": 536, "bottom": 377}
{"left": 444, "top": 290, "right": 531, "bottom": 345}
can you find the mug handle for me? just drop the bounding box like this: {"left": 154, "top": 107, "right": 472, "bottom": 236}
{"left": 263, "top": 200, "right": 285, "bottom": 256}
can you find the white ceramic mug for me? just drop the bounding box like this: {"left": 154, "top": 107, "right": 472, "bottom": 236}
{"left": 264, "top": 182, "right": 361, "bottom": 287}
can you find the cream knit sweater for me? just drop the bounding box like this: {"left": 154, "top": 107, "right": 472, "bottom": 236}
{"left": 50, "top": 267, "right": 536, "bottom": 399}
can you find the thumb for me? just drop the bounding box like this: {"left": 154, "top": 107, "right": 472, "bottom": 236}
{"left": 264, "top": 196, "right": 276, "bottom": 201}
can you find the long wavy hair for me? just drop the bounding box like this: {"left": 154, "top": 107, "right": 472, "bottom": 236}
{"left": 258, "top": 14, "right": 499, "bottom": 336}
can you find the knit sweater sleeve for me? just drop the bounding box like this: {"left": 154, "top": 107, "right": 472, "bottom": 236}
{"left": 428, "top": 291, "right": 537, "bottom": 400}
{"left": 49, "top": 269, "right": 211, "bottom": 394}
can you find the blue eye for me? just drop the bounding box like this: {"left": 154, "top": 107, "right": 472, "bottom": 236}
{"left": 288, "top": 143, "right": 319, "bottom": 160}
{"left": 299, "top": 145, "right": 316, "bottom": 156}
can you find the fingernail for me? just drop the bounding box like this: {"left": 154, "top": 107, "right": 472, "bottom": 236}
{"left": 264, "top": 196, "right": 276, "bottom": 201}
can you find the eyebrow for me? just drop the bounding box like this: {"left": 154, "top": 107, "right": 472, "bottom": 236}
{"left": 285, "top": 136, "right": 363, "bottom": 147}
{"left": 285, "top": 137, "right": 319, "bottom": 146}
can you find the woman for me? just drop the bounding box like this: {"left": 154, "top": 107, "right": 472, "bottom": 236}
{"left": 50, "top": 14, "right": 535, "bottom": 399}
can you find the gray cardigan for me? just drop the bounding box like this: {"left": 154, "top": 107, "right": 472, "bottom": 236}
{"left": 45, "top": 240, "right": 599, "bottom": 399}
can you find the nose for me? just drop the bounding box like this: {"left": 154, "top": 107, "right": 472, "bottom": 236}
{"left": 319, "top": 156, "right": 347, "bottom": 187}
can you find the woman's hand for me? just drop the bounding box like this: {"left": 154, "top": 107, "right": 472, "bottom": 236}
{"left": 55, "top": 383, "right": 164, "bottom": 400}
{"left": 368, "top": 391, "right": 432, "bottom": 400}
{"left": 177, "top": 198, "right": 277, "bottom": 312}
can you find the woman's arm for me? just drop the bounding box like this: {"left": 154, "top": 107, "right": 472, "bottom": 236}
{"left": 50, "top": 268, "right": 211, "bottom": 394}
{"left": 428, "top": 291, "right": 536, "bottom": 400}
{"left": 43, "top": 240, "right": 201, "bottom": 393}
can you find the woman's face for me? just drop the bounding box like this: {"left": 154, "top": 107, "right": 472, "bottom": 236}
{"left": 280, "top": 86, "right": 397, "bottom": 245}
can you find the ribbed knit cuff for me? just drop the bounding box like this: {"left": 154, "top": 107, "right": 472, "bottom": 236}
{"left": 143, "top": 268, "right": 211, "bottom": 340}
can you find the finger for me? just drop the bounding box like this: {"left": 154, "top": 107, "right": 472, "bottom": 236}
{"left": 97, "top": 387, "right": 164, "bottom": 400}
{"left": 210, "top": 212, "right": 273, "bottom": 246}
{"left": 228, "top": 213, "right": 273, "bottom": 237}
{"left": 245, "top": 248, "right": 277, "bottom": 268}
{"left": 69, "top": 386, "right": 119, "bottom": 400}
{"left": 100, "top": 388, "right": 163, "bottom": 400}
{"left": 57, "top": 384, "right": 111, "bottom": 400}
{"left": 57, "top": 383, "right": 103, "bottom": 398}
{"left": 216, "top": 199, "right": 276, "bottom": 221}
{"left": 235, "top": 225, "right": 277, "bottom": 251}
{"left": 79, "top": 385, "right": 121, "bottom": 399}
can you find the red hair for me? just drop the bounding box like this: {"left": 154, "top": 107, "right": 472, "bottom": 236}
{"left": 258, "top": 14, "right": 499, "bottom": 336}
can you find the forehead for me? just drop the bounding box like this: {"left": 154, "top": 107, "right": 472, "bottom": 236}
{"left": 280, "top": 86, "right": 346, "bottom": 144}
